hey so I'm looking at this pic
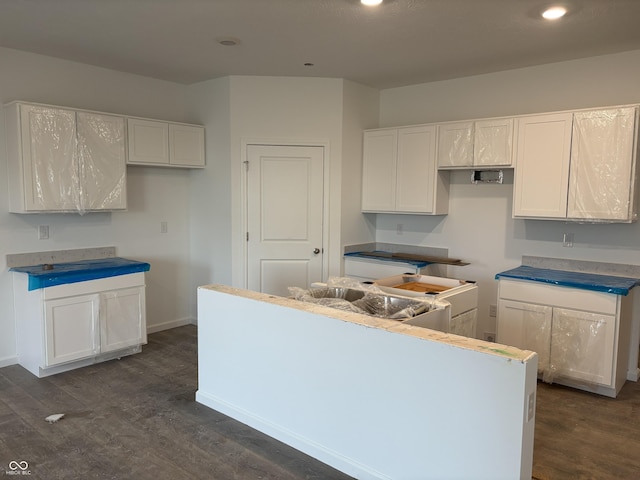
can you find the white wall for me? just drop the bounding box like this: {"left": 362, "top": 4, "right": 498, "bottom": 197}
{"left": 185, "top": 77, "right": 231, "bottom": 321}
{"left": 0, "top": 47, "right": 195, "bottom": 366}
{"left": 227, "top": 76, "right": 345, "bottom": 284}
{"left": 339, "top": 80, "right": 379, "bottom": 251}
{"left": 376, "top": 49, "right": 640, "bottom": 339}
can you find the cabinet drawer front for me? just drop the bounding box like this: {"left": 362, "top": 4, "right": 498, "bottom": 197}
{"left": 498, "top": 279, "right": 617, "bottom": 314}
{"left": 43, "top": 273, "right": 145, "bottom": 300}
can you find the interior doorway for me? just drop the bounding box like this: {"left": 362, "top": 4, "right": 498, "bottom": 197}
{"left": 245, "top": 144, "right": 325, "bottom": 296}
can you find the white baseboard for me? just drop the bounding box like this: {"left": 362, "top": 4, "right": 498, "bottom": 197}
{"left": 146, "top": 317, "right": 196, "bottom": 334}
{"left": 0, "top": 356, "right": 18, "bottom": 369}
{"left": 195, "top": 390, "right": 390, "bottom": 480}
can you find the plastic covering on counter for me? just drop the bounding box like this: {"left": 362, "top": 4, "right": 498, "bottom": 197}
{"left": 568, "top": 107, "right": 638, "bottom": 222}
{"left": 28, "top": 105, "right": 126, "bottom": 214}
{"left": 495, "top": 265, "right": 639, "bottom": 295}
{"left": 289, "top": 276, "right": 436, "bottom": 320}
{"left": 10, "top": 257, "right": 150, "bottom": 290}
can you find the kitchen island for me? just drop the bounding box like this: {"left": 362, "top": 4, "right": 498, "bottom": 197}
{"left": 196, "top": 284, "right": 537, "bottom": 480}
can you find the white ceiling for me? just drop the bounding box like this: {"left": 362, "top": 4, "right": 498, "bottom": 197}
{"left": 1, "top": 0, "right": 640, "bottom": 89}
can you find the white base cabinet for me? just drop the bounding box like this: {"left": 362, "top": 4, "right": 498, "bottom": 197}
{"left": 497, "top": 278, "right": 632, "bottom": 397}
{"left": 13, "top": 272, "right": 147, "bottom": 378}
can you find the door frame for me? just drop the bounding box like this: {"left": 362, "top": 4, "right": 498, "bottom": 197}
{"left": 240, "top": 138, "right": 331, "bottom": 290}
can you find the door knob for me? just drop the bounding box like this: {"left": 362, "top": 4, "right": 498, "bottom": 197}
{"left": 313, "top": 248, "right": 321, "bottom": 254}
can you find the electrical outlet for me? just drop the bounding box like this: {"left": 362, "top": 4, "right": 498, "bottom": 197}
{"left": 527, "top": 392, "right": 536, "bottom": 422}
{"left": 396, "top": 223, "right": 403, "bottom": 235}
{"left": 484, "top": 332, "right": 496, "bottom": 343}
{"left": 563, "top": 232, "right": 574, "bottom": 247}
{"left": 38, "top": 225, "right": 49, "bottom": 240}
{"left": 489, "top": 304, "right": 497, "bottom": 317}
{"left": 161, "top": 221, "right": 168, "bottom": 234}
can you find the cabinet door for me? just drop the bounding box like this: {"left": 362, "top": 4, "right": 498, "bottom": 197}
{"left": 77, "top": 112, "right": 127, "bottom": 210}
{"left": 437, "top": 122, "right": 473, "bottom": 168}
{"left": 568, "top": 107, "right": 638, "bottom": 221}
{"left": 513, "top": 113, "right": 573, "bottom": 218}
{"left": 44, "top": 294, "right": 100, "bottom": 367}
{"left": 169, "top": 124, "right": 205, "bottom": 167}
{"left": 100, "top": 287, "right": 146, "bottom": 353}
{"left": 497, "top": 299, "right": 551, "bottom": 374}
{"left": 474, "top": 118, "right": 514, "bottom": 168}
{"left": 362, "top": 129, "right": 397, "bottom": 212}
{"left": 396, "top": 125, "right": 437, "bottom": 212}
{"left": 20, "top": 104, "right": 79, "bottom": 211}
{"left": 127, "top": 118, "right": 169, "bottom": 165}
{"left": 550, "top": 308, "right": 616, "bottom": 386}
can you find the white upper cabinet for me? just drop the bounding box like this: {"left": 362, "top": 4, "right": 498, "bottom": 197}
{"left": 513, "top": 112, "right": 573, "bottom": 218}
{"left": 513, "top": 106, "right": 639, "bottom": 222}
{"left": 568, "top": 108, "right": 638, "bottom": 221}
{"left": 5, "top": 102, "right": 126, "bottom": 213}
{"left": 437, "top": 117, "right": 514, "bottom": 169}
{"left": 126, "top": 118, "right": 169, "bottom": 165}
{"left": 362, "top": 125, "right": 448, "bottom": 215}
{"left": 127, "top": 118, "right": 205, "bottom": 168}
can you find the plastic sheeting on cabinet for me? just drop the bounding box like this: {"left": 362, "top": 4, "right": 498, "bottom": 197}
{"left": 568, "top": 107, "right": 638, "bottom": 222}
{"left": 19, "top": 104, "right": 126, "bottom": 214}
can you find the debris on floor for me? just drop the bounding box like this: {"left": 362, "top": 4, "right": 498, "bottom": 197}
{"left": 45, "top": 413, "right": 65, "bottom": 424}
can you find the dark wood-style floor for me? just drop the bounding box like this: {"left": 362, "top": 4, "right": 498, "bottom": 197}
{"left": 1, "top": 325, "right": 639, "bottom": 480}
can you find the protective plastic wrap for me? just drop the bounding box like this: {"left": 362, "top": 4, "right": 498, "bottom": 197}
{"left": 10, "top": 257, "right": 150, "bottom": 290}
{"left": 449, "top": 308, "right": 477, "bottom": 338}
{"left": 545, "top": 309, "right": 609, "bottom": 385}
{"left": 495, "top": 265, "right": 638, "bottom": 295}
{"left": 28, "top": 106, "right": 79, "bottom": 210}
{"left": 26, "top": 105, "right": 126, "bottom": 214}
{"left": 568, "top": 107, "right": 638, "bottom": 222}
{"left": 76, "top": 112, "right": 127, "bottom": 212}
{"left": 474, "top": 119, "right": 513, "bottom": 168}
{"left": 439, "top": 122, "right": 473, "bottom": 168}
{"left": 289, "top": 277, "right": 436, "bottom": 320}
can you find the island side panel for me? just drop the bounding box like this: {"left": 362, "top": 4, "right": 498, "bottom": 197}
{"left": 196, "top": 285, "right": 536, "bottom": 480}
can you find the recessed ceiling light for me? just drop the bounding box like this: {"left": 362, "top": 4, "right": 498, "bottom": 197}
{"left": 542, "top": 6, "right": 567, "bottom": 20}
{"left": 217, "top": 37, "right": 240, "bottom": 46}
{"left": 361, "top": 0, "right": 383, "bottom": 6}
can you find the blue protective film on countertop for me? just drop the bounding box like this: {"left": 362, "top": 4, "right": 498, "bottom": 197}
{"left": 495, "top": 265, "right": 640, "bottom": 295}
{"left": 344, "top": 251, "right": 430, "bottom": 268}
{"left": 10, "top": 257, "right": 151, "bottom": 291}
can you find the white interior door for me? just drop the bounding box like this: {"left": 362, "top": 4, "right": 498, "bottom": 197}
{"left": 247, "top": 145, "right": 324, "bottom": 296}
